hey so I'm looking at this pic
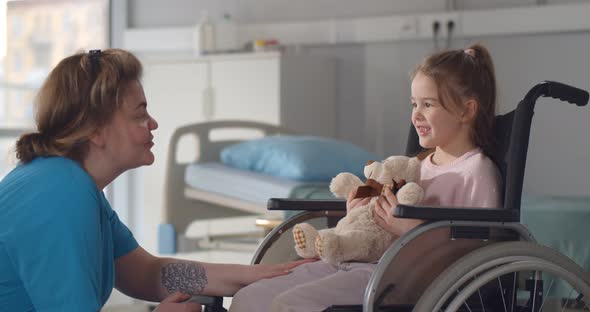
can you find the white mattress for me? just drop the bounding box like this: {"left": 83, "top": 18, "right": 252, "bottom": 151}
{"left": 185, "top": 162, "right": 328, "bottom": 204}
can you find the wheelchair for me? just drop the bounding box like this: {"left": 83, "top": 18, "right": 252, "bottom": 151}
{"left": 199, "top": 81, "right": 590, "bottom": 312}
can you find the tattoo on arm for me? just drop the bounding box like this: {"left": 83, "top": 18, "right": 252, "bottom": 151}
{"left": 161, "top": 261, "right": 208, "bottom": 295}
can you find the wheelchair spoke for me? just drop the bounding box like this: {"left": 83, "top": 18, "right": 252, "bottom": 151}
{"left": 496, "top": 276, "right": 508, "bottom": 312}
{"left": 414, "top": 243, "right": 590, "bottom": 312}
{"left": 477, "top": 288, "right": 485, "bottom": 312}
{"left": 510, "top": 272, "right": 516, "bottom": 312}
{"left": 560, "top": 288, "right": 575, "bottom": 312}
{"left": 532, "top": 271, "right": 540, "bottom": 312}
{"left": 456, "top": 289, "right": 473, "bottom": 312}
{"left": 536, "top": 276, "right": 554, "bottom": 312}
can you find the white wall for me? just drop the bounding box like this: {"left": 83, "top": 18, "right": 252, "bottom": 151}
{"left": 126, "top": 0, "right": 585, "bottom": 27}
{"left": 127, "top": 0, "right": 446, "bottom": 26}
{"left": 119, "top": 0, "right": 590, "bottom": 252}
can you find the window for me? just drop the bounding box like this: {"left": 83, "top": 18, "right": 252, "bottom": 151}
{"left": 62, "top": 12, "right": 74, "bottom": 33}
{"left": 0, "top": 138, "right": 16, "bottom": 179}
{"left": 11, "top": 52, "right": 22, "bottom": 72}
{"left": 10, "top": 14, "right": 22, "bottom": 38}
{"left": 0, "top": 0, "right": 108, "bottom": 177}
{"left": 33, "top": 44, "right": 51, "bottom": 68}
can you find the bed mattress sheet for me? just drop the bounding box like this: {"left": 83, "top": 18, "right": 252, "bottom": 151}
{"left": 185, "top": 162, "right": 332, "bottom": 204}
{"left": 522, "top": 195, "right": 590, "bottom": 270}
{"left": 521, "top": 195, "right": 590, "bottom": 297}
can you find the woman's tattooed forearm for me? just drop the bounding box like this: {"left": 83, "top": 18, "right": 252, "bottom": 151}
{"left": 161, "top": 261, "right": 208, "bottom": 294}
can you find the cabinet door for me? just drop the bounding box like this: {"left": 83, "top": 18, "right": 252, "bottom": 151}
{"left": 142, "top": 60, "right": 209, "bottom": 163}
{"left": 142, "top": 61, "right": 208, "bottom": 128}
{"left": 209, "top": 56, "right": 280, "bottom": 125}
{"left": 140, "top": 61, "right": 208, "bottom": 233}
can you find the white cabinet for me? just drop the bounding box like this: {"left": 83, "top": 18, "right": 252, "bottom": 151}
{"left": 141, "top": 51, "right": 336, "bottom": 138}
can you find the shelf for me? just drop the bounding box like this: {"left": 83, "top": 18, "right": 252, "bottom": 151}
{"left": 123, "top": 2, "right": 590, "bottom": 52}
{"left": 137, "top": 50, "right": 281, "bottom": 64}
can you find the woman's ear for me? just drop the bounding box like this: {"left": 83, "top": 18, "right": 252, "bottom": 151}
{"left": 89, "top": 128, "right": 107, "bottom": 148}
{"left": 461, "top": 99, "right": 478, "bottom": 123}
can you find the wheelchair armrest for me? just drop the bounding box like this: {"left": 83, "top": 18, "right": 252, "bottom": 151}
{"left": 394, "top": 204, "right": 520, "bottom": 222}
{"left": 267, "top": 198, "right": 346, "bottom": 211}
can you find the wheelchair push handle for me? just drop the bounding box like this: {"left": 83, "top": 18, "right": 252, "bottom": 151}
{"left": 543, "top": 80, "right": 589, "bottom": 106}
{"left": 539, "top": 80, "right": 589, "bottom": 106}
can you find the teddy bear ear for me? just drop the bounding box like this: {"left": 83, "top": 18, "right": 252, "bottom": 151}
{"left": 366, "top": 160, "right": 375, "bottom": 166}
{"left": 384, "top": 155, "right": 407, "bottom": 163}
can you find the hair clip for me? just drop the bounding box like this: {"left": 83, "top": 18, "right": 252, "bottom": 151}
{"left": 88, "top": 49, "right": 102, "bottom": 76}
{"left": 464, "top": 48, "right": 476, "bottom": 58}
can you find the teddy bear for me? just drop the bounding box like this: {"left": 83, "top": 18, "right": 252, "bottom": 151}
{"left": 292, "top": 155, "right": 424, "bottom": 265}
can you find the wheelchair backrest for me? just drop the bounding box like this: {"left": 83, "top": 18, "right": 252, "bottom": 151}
{"left": 404, "top": 110, "right": 522, "bottom": 213}
{"left": 405, "top": 106, "right": 532, "bottom": 214}
{"left": 404, "top": 81, "right": 589, "bottom": 215}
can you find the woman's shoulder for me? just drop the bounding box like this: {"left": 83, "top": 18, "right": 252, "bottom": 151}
{"left": 30, "top": 156, "right": 83, "bottom": 172}
{"left": 0, "top": 157, "right": 102, "bottom": 234}
{"left": 2, "top": 156, "right": 98, "bottom": 199}
{"left": 21, "top": 156, "right": 91, "bottom": 181}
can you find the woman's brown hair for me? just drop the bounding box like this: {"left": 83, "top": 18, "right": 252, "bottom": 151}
{"left": 411, "top": 43, "right": 497, "bottom": 155}
{"left": 15, "top": 49, "right": 142, "bottom": 163}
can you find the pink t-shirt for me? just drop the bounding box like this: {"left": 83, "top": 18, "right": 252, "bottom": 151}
{"left": 420, "top": 148, "right": 502, "bottom": 208}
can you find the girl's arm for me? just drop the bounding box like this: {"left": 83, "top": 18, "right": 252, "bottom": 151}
{"left": 114, "top": 246, "right": 313, "bottom": 301}
{"left": 373, "top": 187, "right": 423, "bottom": 236}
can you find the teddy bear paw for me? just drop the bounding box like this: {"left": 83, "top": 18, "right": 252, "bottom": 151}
{"left": 293, "top": 223, "right": 318, "bottom": 258}
{"left": 316, "top": 232, "right": 342, "bottom": 265}
{"left": 314, "top": 235, "right": 324, "bottom": 258}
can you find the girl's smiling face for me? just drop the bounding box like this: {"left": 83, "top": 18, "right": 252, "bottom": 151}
{"left": 410, "top": 72, "right": 467, "bottom": 153}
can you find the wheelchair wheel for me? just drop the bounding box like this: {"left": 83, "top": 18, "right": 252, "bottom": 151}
{"left": 413, "top": 241, "right": 590, "bottom": 312}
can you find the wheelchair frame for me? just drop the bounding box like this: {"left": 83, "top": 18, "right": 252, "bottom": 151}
{"left": 199, "top": 81, "right": 590, "bottom": 312}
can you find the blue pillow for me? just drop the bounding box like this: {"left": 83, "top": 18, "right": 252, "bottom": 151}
{"left": 220, "top": 135, "right": 379, "bottom": 182}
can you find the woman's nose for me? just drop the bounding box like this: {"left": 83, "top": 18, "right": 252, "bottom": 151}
{"left": 148, "top": 117, "right": 158, "bottom": 130}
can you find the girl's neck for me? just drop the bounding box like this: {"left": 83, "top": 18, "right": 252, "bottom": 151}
{"left": 432, "top": 142, "right": 477, "bottom": 166}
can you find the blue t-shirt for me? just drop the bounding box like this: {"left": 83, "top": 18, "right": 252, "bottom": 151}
{"left": 0, "top": 157, "right": 139, "bottom": 311}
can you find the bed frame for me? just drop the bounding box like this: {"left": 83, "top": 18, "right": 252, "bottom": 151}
{"left": 161, "top": 120, "right": 293, "bottom": 253}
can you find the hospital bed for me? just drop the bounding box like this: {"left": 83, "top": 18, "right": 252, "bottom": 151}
{"left": 159, "top": 120, "right": 337, "bottom": 254}
{"left": 195, "top": 81, "right": 590, "bottom": 311}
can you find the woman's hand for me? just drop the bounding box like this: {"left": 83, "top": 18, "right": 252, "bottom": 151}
{"left": 245, "top": 258, "right": 316, "bottom": 285}
{"left": 154, "top": 292, "right": 202, "bottom": 312}
{"left": 346, "top": 189, "right": 370, "bottom": 213}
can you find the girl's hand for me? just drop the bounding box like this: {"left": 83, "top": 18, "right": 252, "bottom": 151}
{"left": 373, "top": 187, "right": 423, "bottom": 236}
{"left": 373, "top": 187, "right": 399, "bottom": 235}
{"left": 247, "top": 258, "right": 317, "bottom": 284}
{"left": 346, "top": 189, "right": 370, "bottom": 213}
{"left": 154, "top": 292, "right": 202, "bottom": 312}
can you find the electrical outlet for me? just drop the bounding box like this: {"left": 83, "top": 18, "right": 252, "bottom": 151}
{"left": 417, "top": 12, "right": 461, "bottom": 40}
{"left": 442, "top": 13, "right": 461, "bottom": 39}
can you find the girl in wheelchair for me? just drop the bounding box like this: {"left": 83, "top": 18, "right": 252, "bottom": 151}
{"left": 230, "top": 43, "right": 503, "bottom": 312}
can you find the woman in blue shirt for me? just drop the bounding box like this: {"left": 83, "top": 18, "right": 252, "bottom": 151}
{"left": 0, "top": 49, "right": 308, "bottom": 312}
